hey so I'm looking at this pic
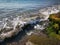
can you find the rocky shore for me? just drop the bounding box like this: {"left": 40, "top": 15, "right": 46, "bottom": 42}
{"left": 0, "top": 5, "right": 60, "bottom": 45}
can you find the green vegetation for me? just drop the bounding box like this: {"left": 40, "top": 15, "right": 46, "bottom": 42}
{"left": 49, "top": 12, "right": 60, "bottom": 23}
{"left": 46, "top": 12, "right": 60, "bottom": 40}
{"left": 27, "top": 12, "right": 60, "bottom": 45}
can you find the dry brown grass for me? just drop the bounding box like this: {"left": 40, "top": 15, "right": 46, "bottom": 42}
{"left": 28, "top": 35, "right": 60, "bottom": 45}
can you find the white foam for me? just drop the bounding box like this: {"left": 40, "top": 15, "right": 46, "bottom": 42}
{"left": 26, "top": 31, "right": 33, "bottom": 36}
{"left": 12, "top": 16, "right": 27, "bottom": 30}
{"left": 34, "top": 24, "right": 45, "bottom": 30}
{"left": 39, "top": 6, "right": 60, "bottom": 20}
{"left": 0, "top": 16, "right": 27, "bottom": 31}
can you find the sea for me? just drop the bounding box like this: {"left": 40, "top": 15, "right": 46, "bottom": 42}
{"left": 0, "top": 0, "right": 59, "bottom": 31}
{"left": 0, "top": 0, "right": 59, "bottom": 17}
{"left": 0, "top": 0, "right": 60, "bottom": 44}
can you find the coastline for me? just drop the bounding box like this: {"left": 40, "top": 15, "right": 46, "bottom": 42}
{"left": 0, "top": 4, "right": 60, "bottom": 45}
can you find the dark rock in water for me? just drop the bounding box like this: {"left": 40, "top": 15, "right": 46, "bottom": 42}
{"left": 0, "top": 25, "right": 22, "bottom": 42}
{"left": 22, "top": 23, "right": 34, "bottom": 30}
{"left": 0, "top": 5, "right": 59, "bottom": 43}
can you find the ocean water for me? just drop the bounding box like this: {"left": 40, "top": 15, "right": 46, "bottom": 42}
{"left": 0, "top": 0, "right": 59, "bottom": 8}
{"left": 0, "top": 0, "right": 59, "bottom": 30}
{"left": 0, "top": 0, "right": 59, "bottom": 17}
{"left": 0, "top": 0, "right": 60, "bottom": 44}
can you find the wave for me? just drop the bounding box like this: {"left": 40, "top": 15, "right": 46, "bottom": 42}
{"left": 0, "top": 4, "right": 60, "bottom": 42}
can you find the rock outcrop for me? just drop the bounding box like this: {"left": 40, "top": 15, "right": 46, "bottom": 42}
{"left": 0, "top": 5, "right": 60, "bottom": 42}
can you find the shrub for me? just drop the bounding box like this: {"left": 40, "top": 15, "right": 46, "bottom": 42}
{"left": 49, "top": 32, "right": 60, "bottom": 40}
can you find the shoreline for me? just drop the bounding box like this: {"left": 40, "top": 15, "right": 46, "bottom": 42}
{"left": 0, "top": 4, "right": 60, "bottom": 45}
